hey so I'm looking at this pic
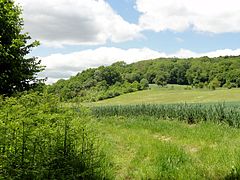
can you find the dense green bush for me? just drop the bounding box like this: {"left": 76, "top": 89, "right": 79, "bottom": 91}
{"left": 0, "top": 93, "right": 107, "bottom": 179}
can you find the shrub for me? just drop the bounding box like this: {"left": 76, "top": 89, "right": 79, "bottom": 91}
{"left": 208, "top": 78, "right": 220, "bottom": 90}
{"left": 198, "top": 82, "right": 204, "bottom": 89}
{"left": 223, "top": 81, "right": 236, "bottom": 89}
{"left": 140, "top": 78, "right": 149, "bottom": 89}
{"left": 0, "top": 93, "right": 107, "bottom": 179}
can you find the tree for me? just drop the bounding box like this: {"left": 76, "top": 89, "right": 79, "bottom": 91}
{"left": 140, "top": 78, "right": 149, "bottom": 89}
{"left": 94, "top": 66, "right": 122, "bottom": 85}
{"left": 0, "top": 0, "right": 44, "bottom": 96}
{"left": 208, "top": 78, "right": 220, "bottom": 90}
{"left": 154, "top": 71, "right": 169, "bottom": 87}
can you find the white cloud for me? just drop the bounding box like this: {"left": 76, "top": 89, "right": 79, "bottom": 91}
{"left": 38, "top": 47, "right": 240, "bottom": 84}
{"left": 38, "top": 47, "right": 165, "bottom": 84}
{"left": 16, "top": 0, "right": 141, "bottom": 46}
{"left": 172, "top": 48, "right": 240, "bottom": 58}
{"left": 197, "top": 49, "right": 240, "bottom": 58}
{"left": 136, "top": 0, "right": 240, "bottom": 33}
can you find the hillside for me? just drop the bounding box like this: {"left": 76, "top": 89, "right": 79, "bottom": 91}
{"left": 92, "top": 85, "right": 240, "bottom": 106}
{"left": 48, "top": 55, "right": 240, "bottom": 103}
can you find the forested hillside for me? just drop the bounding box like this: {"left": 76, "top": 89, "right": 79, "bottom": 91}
{"left": 47, "top": 62, "right": 149, "bottom": 102}
{"left": 48, "top": 56, "right": 240, "bottom": 102}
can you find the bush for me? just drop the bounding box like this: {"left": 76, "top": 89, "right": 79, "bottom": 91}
{"left": 223, "top": 81, "right": 236, "bottom": 89}
{"left": 0, "top": 93, "right": 107, "bottom": 179}
{"left": 208, "top": 78, "right": 220, "bottom": 90}
{"left": 140, "top": 78, "right": 149, "bottom": 89}
{"left": 131, "top": 81, "right": 141, "bottom": 91}
{"left": 198, "top": 82, "right": 204, "bottom": 89}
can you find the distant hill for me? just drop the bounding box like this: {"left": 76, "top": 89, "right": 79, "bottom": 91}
{"left": 47, "top": 55, "right": 240, "bottom": 102}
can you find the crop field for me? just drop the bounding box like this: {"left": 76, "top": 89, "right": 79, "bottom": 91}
{"left": 87, "top": 86, "right": 240, "bottom": 178}
{"left": 92, "top": 85, "right": 240, "bottom": 106}
{"left": 92, "top": 103, "right": 240, "bottom": 127}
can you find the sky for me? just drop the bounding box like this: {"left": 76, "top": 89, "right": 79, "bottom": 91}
{"left": 15, "top": 0, "right": 240, "bottom": 84}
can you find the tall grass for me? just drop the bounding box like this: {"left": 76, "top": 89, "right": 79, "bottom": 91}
{"left": 92, "top": 103, "right": 240, "bottom": 127}
{"left": 0, "top": 93, "right": 107, "bottom": 179}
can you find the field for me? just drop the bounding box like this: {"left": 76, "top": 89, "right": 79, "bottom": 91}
{"left": 2, "top": 87, "right": 240, "bottom": 179}
{"left": 95, "top": 116, "right": 240, "bottom": 179}
{"left": 92, "top": 85, "right": 240, "bottom": 106}
{"left": 88, "top": 86, "right": 240, "bottom": 178}
{"left": 3, "top": 1, "right": 240, "bottom": 178}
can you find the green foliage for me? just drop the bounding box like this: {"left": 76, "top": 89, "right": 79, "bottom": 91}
{"left": 125, "top": 72, "right": 141, "bottom": 83}
{"left": 94, "top": 66, "right": 122, "bottom": 85}
{"left": 0, "top": 0, "right": 44, "bottom": 96}
{"left": 0, "top": 93, "right": 107, "bottom": 179}
{"left": 209, "top": 78, "right": 220, "bottom": 90}
{"left": 49, "top": 56, "right": 240, "bottom": 102}
{"left": 154, "top": 71, "right": 169, "bottom": 87}
{"left": 48, "top": 63, "right": 149, "bottom": 102}
{"left": 140, "top": 78, "right": 149, "bottom": 89}
{"left": 95, "top": 115, "right": 240, "bottom": 179}
{"left": 92, "top": 103, "right": 240, "bottom": 128}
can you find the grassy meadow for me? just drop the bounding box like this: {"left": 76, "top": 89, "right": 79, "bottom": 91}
{"left": 94, "top": 116, "right": 240, "bottom": 179}
{"left": 87, "top": 85, "right": 240, "bottom": 179}
{"left": 92, "top": 85, "right": 240, "bottom": 106}
{"left": 2, "top": 87, "right": 240, "bottom": 179}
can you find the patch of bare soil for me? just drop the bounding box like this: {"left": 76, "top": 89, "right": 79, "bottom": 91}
{"left": 153, "top": 134, "right": 172, "bottom": 142}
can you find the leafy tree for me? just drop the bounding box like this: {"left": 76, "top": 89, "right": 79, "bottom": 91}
{"left": 154, "top": 71, "right": 169, "bottom": 87}
{"left": 145, "top": 70, "right": 156, "bottom": 84}
{"left": 94, "top": 66, "right": 122, "bottom": 85}
{"left": 169, "top": 61, "right": 189, "bottom": 84}
{"left": 125, "top": 72, "right": 141, "bottom": 83}
{"left": 131, "top": 81, "right": 141, "bottom": 91}
{"left": 0, "top": 0, "right": 44, "bottom": 96}
{"left": 208, "top": 78, "right": 220, "bottom": 90}
{"left": 223, "top": 80, "right": 236, "bottom": 89}
{"left": 140, "top": 78, "right": 149, "bottom": 89}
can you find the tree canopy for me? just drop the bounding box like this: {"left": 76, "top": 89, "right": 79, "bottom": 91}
{"left": 0, "top": 0, "right": 44, "bottom": 96}
{"left": 48, "top": 55, "right": 240, "bottom": 102}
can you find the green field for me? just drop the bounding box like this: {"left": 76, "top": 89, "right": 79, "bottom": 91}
{"left": 3, "top": 87, "right": 240, "bottom": 179}
{"left": 3, "top": 0, "right": 240, "bottom": 178}
{"left": 92, "top": 85, "right": 240, "bottom": 106}
{"left": 95, "top": 116, "right": 240, "bottom": 179}
{"left": 88, "top": 86, "right": 240, "bottom": 178}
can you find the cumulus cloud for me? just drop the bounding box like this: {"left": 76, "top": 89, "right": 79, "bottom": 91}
{"left": 38, "top": 47, "right": 165, "bottom": 83}
{"left": 171, "top": 48, "right": 240, "bottom": 58}
{"left": 16, "top": 0, "right": 141, "bottom": 46}
{"left": 196, "top": 49, "right": 240, "bottom": 58}
{"left": 38, "top": 47, "right": 240, "bottom": 84}
{"left": 136, "top": 0, "right": 240, "bottom": 33}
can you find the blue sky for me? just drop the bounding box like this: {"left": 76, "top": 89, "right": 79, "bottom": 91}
{"left": 16, "top": 0, "right": 240, "bottom": 83}
{"left": 106, "top": 0, "right": 240, "bottom": 53}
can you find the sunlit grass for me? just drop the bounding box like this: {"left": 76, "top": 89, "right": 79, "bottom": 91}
{"left": 95, "top": 116, "right": 240, "bottom": 179}
{"left": 91, "top": 85, "right": 240, "bottom": 106}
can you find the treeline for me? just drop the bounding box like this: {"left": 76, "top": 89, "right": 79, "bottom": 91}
{"left": 127, "top": 55, "right": 240, "bottom": 89}
{"left": 47, "top": 62, "right": 149, "bottom": 102}
{"left": 48, "top": 56, "right": 240, "bottom": 102}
